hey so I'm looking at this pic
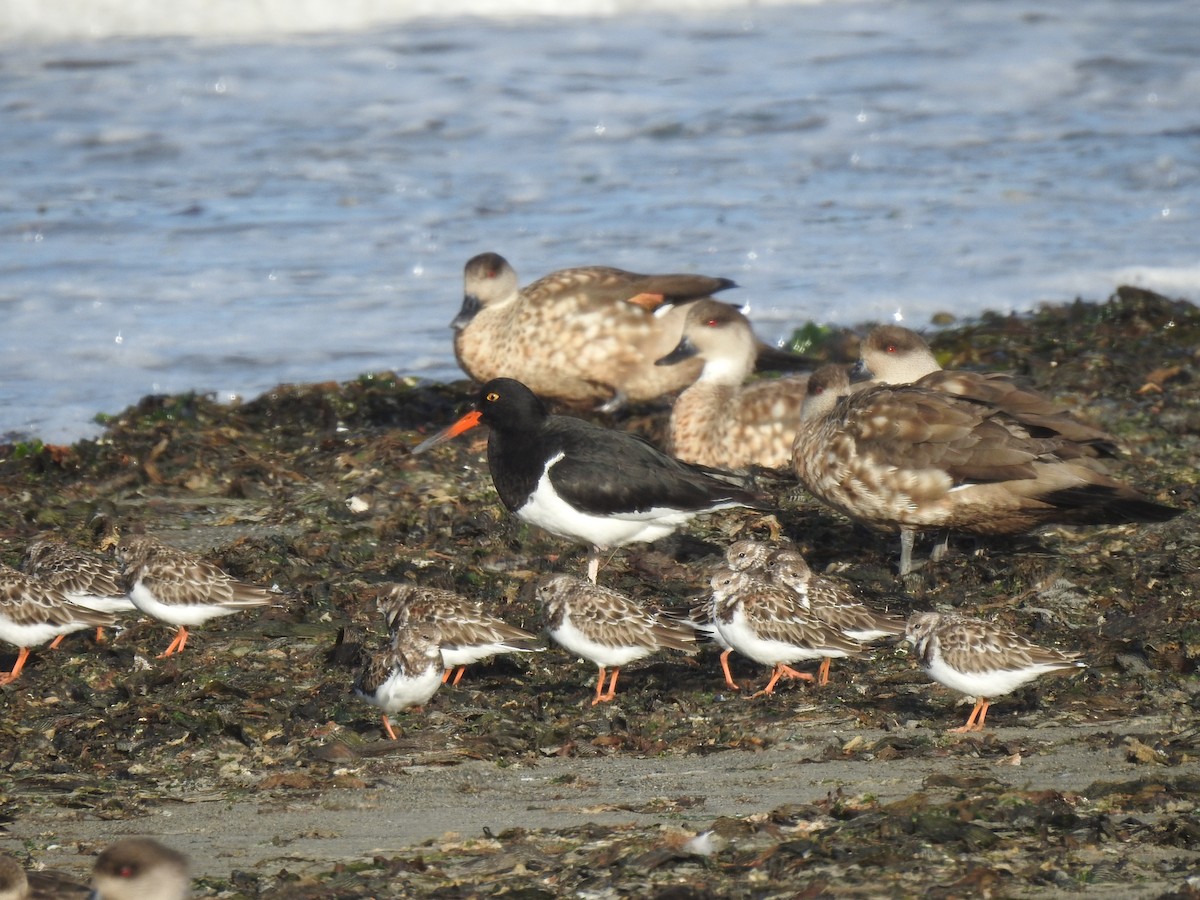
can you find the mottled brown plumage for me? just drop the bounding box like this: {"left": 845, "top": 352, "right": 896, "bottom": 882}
{"left": 353, "top": 624, "right": 445, "bottom": 739}
{"left": 792, "top": 364, "right": 1180, "bottom": 575}
{"left": 656, "top": 299, "right": 809, "bottom": 470}
{"left": 535, "top": 573, "right": 696, "bottom": 704}
{"left": 684, "top": 539, "right": 784, "bottom": 691}
{"left": 858, "top": 325, "right": 1120, "bottom": 457}
{"left": 452, "top": 252, "right": 736, "bottom": 409}
{"left": 765, "top": 548, "right": 905, "bottom": 685}
{"left": 906, "top": 611, "right": 1085, "bottom": 732}
{"left": 710, "top": 566, "right": 863, "bottom": 697}
{"left": 117, "top": 535, "right": 275, "bottom": 658}
{"left": 375, "top": 583, "right": 542, "bottom": 684}
{"left": 23, "top": 538, "right": 134, "bottom": 645}
{"left": 0, "top": 564, "right": 116, "bottom": 686}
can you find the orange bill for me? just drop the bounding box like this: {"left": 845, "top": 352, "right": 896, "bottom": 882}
{"left": 412, "top": 409, "right": 483, "bottom": 454}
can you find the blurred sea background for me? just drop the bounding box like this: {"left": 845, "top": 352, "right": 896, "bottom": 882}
{"left": 1, "top": 0, "right": 1196, "bottom": 442}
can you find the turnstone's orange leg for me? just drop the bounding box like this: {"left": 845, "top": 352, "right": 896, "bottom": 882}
{"left": 598, "top": 668, "right": 621, "bottom": 702}
{"left": 751, "top": 664, "right": 813, "bottom": 699}
{"left": 49, "top": 635, "right": 66, "bottom": 650}
{"left": 950, "top": 698, "right": 990, "bottom": 733}
{"left": 450, "top": 666, "right": 467, "bottom": 686}
{"left": 0, "top": 647, "right": 32, "bottom": 686}
{"left": 592, "top": 667, "right": 608, "bottom": 705}
{"left": 751, "top": 665, "right": 786, "bottom": 698}
{"left": 441, "top": 668, "right": 453, "bottom": 684}
{"left": 777, "top": 664, "right": 814, "bottom": 682}
{"left": 157, "top": 626, "right": 190, "bottom": 658}
{"left": 95, "top": 627, "right": 107, "bottom": 643}
{"left": 719, "top": 649, "right": 740, "bottom": 691}
{"left": 381, "top": 714, "right": 398, "bottom": 741}
{"left": 816, "top": 657, "right": 832, "bottom": 687}
{"left": 591, "top": 667, "right": 621, "bottom": 704}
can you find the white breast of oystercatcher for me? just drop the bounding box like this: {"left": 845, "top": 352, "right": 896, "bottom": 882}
{"left": 414, "top": 378, "right": 770, "bottom": 581}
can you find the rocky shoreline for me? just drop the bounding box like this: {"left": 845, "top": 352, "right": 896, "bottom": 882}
{"left": 1, "top": 286, "right": 1197, "bottom": 897}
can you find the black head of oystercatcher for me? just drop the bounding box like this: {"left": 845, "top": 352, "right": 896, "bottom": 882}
{"left": 414, "top": 377, "right": 772, "bottom": 582}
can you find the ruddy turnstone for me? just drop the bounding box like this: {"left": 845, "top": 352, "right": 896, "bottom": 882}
{"left": 684, "top": 539, "right": 780, "bottom": 690}
{"left": 856, "top": 324, "right": 1119, "bottom": 457}
{"left": 89, "top": 838, "right": 190, "bottom": 900}
{"left": 656, "top": 299, "right": 810, "bottom": 471}
{"left": 709, "top": 566, "right": 863, "bottom": 697}
{"left": 0, "top": 564, "right": 117, "bottom": 686}
{"left": 414, "top": 378, "right": 771, "bottom": 583}
{"left": 353, "top": 623, "right": 444, "bottom": 739}
{"left": 375, "top": 582, "right": 543, "bottom": 685}
{"left": 116, "top": 536, "right": 275, "bottom": 658}
{"left": 905, "top": 611, "right": 1086, "bottom": 732}
{"left": 22, "top": 537, "right": 134, "bottom": 645}
{"left": 791, "top": 364, "right": 1181, "bottom": 575}
{"left": 534, "top": 573, "right": 696, "bottom": 705}
{"left": 764, "top": 548, "right": 906, "bottom": 685}
{"left": 724, "top": 538, "right": 779, "bottom": 574}
{"left": 452, "top": 252, "right": 735, "bottom": 410}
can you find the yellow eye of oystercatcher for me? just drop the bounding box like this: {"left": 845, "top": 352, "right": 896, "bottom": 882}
{"left": 486, "top": 391, "right": 499, "bottom": 402}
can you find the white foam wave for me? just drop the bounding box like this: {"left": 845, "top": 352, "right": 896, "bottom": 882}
{"left": 1, "top": 0, "right": 827, "bottom": 43}
{"left": 1107, "top": 266, "right": 1200, "bottom": 297}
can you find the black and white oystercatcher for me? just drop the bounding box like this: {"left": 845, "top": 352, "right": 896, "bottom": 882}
{"left": 414, "top": 378, "right": 772, "bottom": 582}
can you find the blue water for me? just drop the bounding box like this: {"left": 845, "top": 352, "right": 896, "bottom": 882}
{"left": 1, "top": 0, "right": 1196, "bottom": 442}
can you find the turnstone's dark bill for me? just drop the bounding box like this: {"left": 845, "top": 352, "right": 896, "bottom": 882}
{"left": 353, "top": 623, "right": 444, "bottom": 739}
{"left": 656, "top": 299, "right": 810, "bottom": 471}
{"left": 534, "top": 573, "right": 696, "bottom": 705}
{"left": 0, "top": 564, "right": 116, "bottom": 686}
{"left": 792, "top": 364, "right": 1181, "bottom": 576}
{"left": 89, "top": 838, "right": 190, "bottom": 900}
{"left": 452, "top": 252, "right": 736, "bottom": 410}
{"left": 709, "top": 566, "right": 863, "bottom": 698}
{"left": 414, "top": 378, "right": 771, "bottom": 582}
{"left": 905, "top": 611, "right": 1086, "bottom": 732}
{"left": 856, "top": 324, "right": 1120, "bottom": 457}
{"left": 116, "top": 536, "right": 276, "bottom": 658}
{"left": 764, "top": 548, "right": 906, "bottom": 685}
{"left": 22, "top": 537, "right": 134, "bottom": 645}
{"left": 375, "top": 582, "right": 542, "bottom": 685}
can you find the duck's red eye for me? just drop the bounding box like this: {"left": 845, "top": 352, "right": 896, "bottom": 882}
{"left": 705, "top": 318, "right": 720, "bottom": 327}
{"left": 119, "top": 865, "right": 137, "bottom": 878}
{"left": 886, "top": 344, "right": 898, "bottom": 353}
